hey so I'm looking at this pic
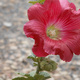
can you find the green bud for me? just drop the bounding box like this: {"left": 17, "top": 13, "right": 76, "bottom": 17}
{"left": 50, "top": 61, "right": 58, "bottom": 71}
{"left": 40, "top": 58, "right": 58, "bottom": 71}
{"left": 44, "top": 64, "right": 53, "bottom": 71}
{"left": 40, "top": 61, "right": 47, "bottom": 69}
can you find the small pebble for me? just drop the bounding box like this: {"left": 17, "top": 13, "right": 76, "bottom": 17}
{"left": 3, "top": 22, "right": 12, "bottom": 27}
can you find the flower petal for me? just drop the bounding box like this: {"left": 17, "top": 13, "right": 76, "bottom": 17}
{"left": 43, "top": 38, "right": 73, "bottom": 62}
{"left": 54, "top": 41, "right": 73, "bottom": 62}
{"left": 65, "top": 35, "right": 80, "bottom": 55}
{"left": 24, "top": 20, "right": 46, "bottom": 38}
{"left": 59, "top": 0, "right": 69, "bottom": 9}
{"left": 32, "top": 36, "right": 48, "bottom": 57}
{"left": 24, "top": 20, "right": 48, "bottom": 57}
{"left": 43, "top": 0, "right": 62, "bottom": 21}
{"left": 28, "top": 3, "right": 48, "bottom": 24}
{"left": 69, "top": 3, "right": 76, "bottom": 10}
{"left": 56, "top": 9, "right": 80, "bottom": 30}
{"left": 59, "top": 0, "right": 76, "bottom": 10}
{"left": 28, "top": 0, "right": 62, "bottom": 24}
{"left": 72, "top": 9, "right": 80, "bottom": 15}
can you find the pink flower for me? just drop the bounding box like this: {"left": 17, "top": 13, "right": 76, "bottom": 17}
{"left": 24, "top": 0, "right": 80, "bottom": 62}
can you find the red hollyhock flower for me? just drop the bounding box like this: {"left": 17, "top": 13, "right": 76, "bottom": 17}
{"left": 24, "top": 0, "right": 80, "bottom": 62}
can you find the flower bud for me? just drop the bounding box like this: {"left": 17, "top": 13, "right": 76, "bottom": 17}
{"left": 40, "top": 59, "right": 57, "bottom": 71}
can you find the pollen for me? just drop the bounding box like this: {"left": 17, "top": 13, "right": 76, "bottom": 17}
{"left": 46, "top": 25, "right": 61, "bottom": 40}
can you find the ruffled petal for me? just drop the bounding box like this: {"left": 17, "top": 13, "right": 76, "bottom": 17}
{"left": 43, "top": 38, "right": 73, "bottom": 62}
{"left": 32, "top": 36, "right": 48, "bottom": 57}
{"left": 24, "top": 20, "right": 48, "bottom": 57}
{"left": 59, "top": 0, "right": 76, "bottom": 10}
{"left": 28, "top": 0, "right": 62, "bottom": 24}
{"left": 28, "top": 3, "right": 48, "bottom": 24}
{"left": 24, "top": 20, "right": 46, "bottom": 38}
{"left": 65, "top": 34, "right": 80, "bottom": 55}
{"left": 72, "top": 9, "right": 80, "bottom": 15}
{"left": 59, "top": 0, "right": 69, "bottom": 9}
{"left": 70, "top": 3, "right": 76, "bottom": 10}
{"left": 54, "top": 41, "right": 73, "bottom": 62}
{"left": 43, "top": 37, "right": 55, "bottom": 55}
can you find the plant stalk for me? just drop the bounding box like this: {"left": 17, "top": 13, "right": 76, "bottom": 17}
{"left": 36, "top": 57, "right": 42, "bottom": 74}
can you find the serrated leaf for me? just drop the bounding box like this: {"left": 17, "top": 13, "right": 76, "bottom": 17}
{"left": 29, "top": 71, "right": 36, "bottom": 77}
{"left": 39, "top": 72, "right": 51, "bottom": 79}
{"left": 12, "top": 77, "right": 27, "bottom": 80}
{"left": 29, "top": 1, "right": 38, "bottom": 4}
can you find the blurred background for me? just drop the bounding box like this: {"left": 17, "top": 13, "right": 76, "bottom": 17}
{"left": 0, "top": 0, "right": 80, "bottom": 80}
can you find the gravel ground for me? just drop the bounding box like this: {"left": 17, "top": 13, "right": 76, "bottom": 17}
{"left": 0, "top": 0, "right": 80, "bottom": 80}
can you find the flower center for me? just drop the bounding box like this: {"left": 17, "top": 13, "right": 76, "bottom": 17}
{"left": 46, "top": 25, "right": 60, "bottom": 40}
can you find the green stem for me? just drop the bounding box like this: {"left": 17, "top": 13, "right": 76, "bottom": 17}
{"left": 36, "top": 57, "right": 42, "bottom": 74}
{"left": 36, "top": 62, "right": 40, "bottom": 74}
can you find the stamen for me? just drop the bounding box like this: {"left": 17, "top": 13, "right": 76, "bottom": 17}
{"left": 46, "top": 25, "right": 61, "bottom": 40}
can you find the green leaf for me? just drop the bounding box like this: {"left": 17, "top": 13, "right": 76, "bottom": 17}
{"left": 31, "top": 52, "right": 36, "bottom": 57}
{"left": 12, "top": 77, "right": 27, "bottom": 80}
{"left": 26, "top": 77, "right": 34, "bottom": 80}
{"left": 28, "top": 55, "right": 34, "bottom": 59}
{"left": 34, "top": 74, "right": 45, "bottom": 80}
{"left": 29, "top": 71, "right": 36, "bottom": 77}
{"left": 33, "top": 63, "right": 38, "bottom": 66}
{"left": 28, "top": 53, "right": 36, "bottom": 59}
{"left": 39, "top": 72, "right": 51, "bottom": 79}
{"left": 37, "top": 0, "right": 45, "bottom": 3}
{"left": 12, "top": 76, "right": 34, "bottom": 80}
{"left": 28, "top": 55, "right": 38, "bottom": 62}
{"left": 29, "top": 0, "right": 45, "bottom": 4}
{"left": 16, "top": 72, "right": 30, "bottom": 77}
{"left": 29, "top": 1, "right": 38, "bottom": 4}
